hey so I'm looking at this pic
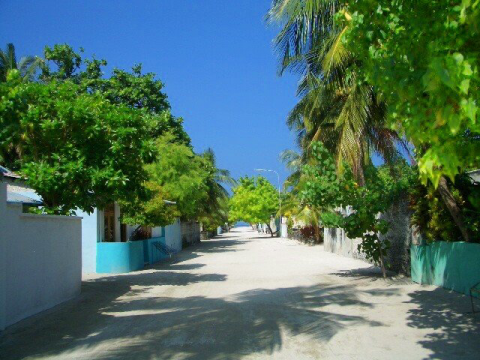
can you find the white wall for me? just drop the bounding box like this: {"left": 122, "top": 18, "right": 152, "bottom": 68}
{"left": 125, "top": 224, "right": 137, "bottom": 240}
{"left": 165, "top": 219, "right": 182, "bottom": 251}
{"left": 280, "top": 217, "right": 288, "bottom": 238}
{"left": 78, "top": 209, "right": 100, "bottom": 274}
{"left": 152, "top": 226, "right": 163, "bottom": 238}
{"left": 0, "top": 184, "right": 82, "bottom": 330}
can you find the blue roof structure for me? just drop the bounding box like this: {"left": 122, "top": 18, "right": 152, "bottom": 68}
{"left": 7, "top": 191, "right": 43, "bottom": 206}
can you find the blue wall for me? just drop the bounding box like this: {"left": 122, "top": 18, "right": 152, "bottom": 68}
{"left": 411, "top": 242, "right": 480, "bottom": 298}
{"left": 96, "top": 237, "right": 168, "bottom": 274}
{"left": 143, "top": 237, "right": 169, "bottom": 265}
{"left": 97, "top": 241, "right": 144, "bottom": 273}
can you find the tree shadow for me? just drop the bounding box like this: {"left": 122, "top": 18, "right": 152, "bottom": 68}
{"left": 406, "top": 288, "right": 480, "bottom": 359}
{"left": 330, "top": 266, "right": 411, "bottom": 285}
{"left": 0, "top": 279, "right": 392, "bottom": 359}
{"left": 158, "top": 263, "right": 206, "bottom": 271}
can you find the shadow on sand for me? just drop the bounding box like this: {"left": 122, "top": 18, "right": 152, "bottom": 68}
{"left": 1, "top": 235, "right": 478, "bottom": 359}
{"left": 406, "top": 288, "right": 480, "bottom": 359}
{"left": 0, "top": 235, "right": 391, "bottom": 360}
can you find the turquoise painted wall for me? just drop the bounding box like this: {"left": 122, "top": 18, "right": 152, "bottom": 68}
{"left": 96, "top": 236, "right": 168, "bottom": 274}
{"left": 143, "top": 237, "right": 168, "bottom": 265}
{"left": 96, "top": 242, "right": 144, "bottom": 273}
{"left": 411, "top": 242, "right": 480, "bottom": 298}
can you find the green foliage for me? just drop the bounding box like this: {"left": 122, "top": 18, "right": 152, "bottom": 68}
{"left": 268, "top": 1, "right": 406, "bottom": 185}
{"left": 199, "top": 195, "right": 229, "bottom": 232}
{"left": 122, "top": 133, "right": 208, "bottom": 224}
{"left": 410, "top": 173, "right": 480, "bottom": 243}
{"left": 196, "top": 148, "right": 234, "bottom": 231}
{"left": 229, "top": 176, "right": 279, "bottom": 226}
{"left": 346, "top": 0, "right": 480, "bottom": 186}
{"left": 121, "top": 134, "right": 232, "bottom": 229}
{"left": 0, "top": 42, "right": 232, "bottom": 229}
{"left": 119, "top": 180, "right": 178, "bottom": 228}
{"left": 40, "top": 44, "right": 190, "bottom": 145}
{"left": 0, "top": 43, "right": 42, "bottom": 82}
{"left": 0, "top": 72, "right": 155, "bottom": 213}
{"left": 300, "top": 142, "right": 414, "bottom": 272}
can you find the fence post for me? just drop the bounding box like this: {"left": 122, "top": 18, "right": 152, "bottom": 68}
{"left": 0, "top": 181, "right": 7, "bottom": 330}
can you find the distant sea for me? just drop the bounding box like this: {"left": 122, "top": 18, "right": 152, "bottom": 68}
{"left": 234, "top": 222, "right": 250, "bottom": 227}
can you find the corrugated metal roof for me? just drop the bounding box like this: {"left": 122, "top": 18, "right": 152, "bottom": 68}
{"left": 0, "top": 165, "right": 22, "bottom": 179}
{"left": 7, "top": 191, "right": 43, "bottom": 205}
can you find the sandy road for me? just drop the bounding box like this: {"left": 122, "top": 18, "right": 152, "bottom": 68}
{"left": 0, "top": 227, "right": 479, "bottom": 359}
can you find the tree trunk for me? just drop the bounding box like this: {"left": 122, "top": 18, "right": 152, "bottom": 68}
{"left": 437, "top": 176, "right": 470, "bottom": 242}
{"left": 266, "top": 223, "right": 275, "bottom": 237}
{"left": 379, "top": 248, "right": 387, "bottom": 279}
{"left": 314, "top": 226, "right": 321, "bottom": 243}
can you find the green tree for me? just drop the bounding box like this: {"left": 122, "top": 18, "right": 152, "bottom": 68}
{"left": 229, "top": 176, "right": 279, "bottom": 236}
{"left": 121, "top": 133, "right": 209, "bottom": 226}
{"left": 268, "top": 0, "right": 407, "bottom": 184}
{"left": 300, "top": 142, "right": 414, "bottom": 277}
{"left": 345, "top": 0, "right": 480, "bottom": 241}
{"left": 280, "top": 148, "right": 323, "bottom": 242}
{"left": 197, "top": 148, "right": 235, "bottom": 232}
{"left": 40, "top": 44, "right": 190, "bottom": 144}
{"left": 0, "top": 71, "right": 155, "bottom": 213}
{"left": 0, "top": 43, "right": 42, "bottom": 82}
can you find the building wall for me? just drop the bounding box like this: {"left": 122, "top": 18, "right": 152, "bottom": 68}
{"left": 0, "top": 183, "right": 82, "bottom": 330}
{"left": 165, "top": 219, "right": 182, "bottom": 251}
{"left": 78, "top": 209, "right": 100, "bottom": 274}
{"left": 152, "top": 226, "right": 163, "bottom": 238}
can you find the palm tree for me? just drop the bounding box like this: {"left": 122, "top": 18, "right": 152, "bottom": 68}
{"left": 268, "top": 0, "right": 407, "bottom": 184}
{"left": 279, "top": 149, "right": 304, "bottom": 190}
{"left": 0, "top": 43, "right": 42, "bottom": 82}
{"left": 280, "top": 148, "right": 324, "bottom": 242}
{"left": 198, "top": 148, "right": 236, "bottom": 231}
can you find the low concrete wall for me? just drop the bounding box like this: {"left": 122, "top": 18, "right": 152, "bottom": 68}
{"left": 0, "top": 183, "right": 82, "bottom": 330}
{"left": 324, "top": 227, "right": 364, "bottom": 259}
{"left": 411, "top": 242, "right": 480, "bottom": 297}
{"left": 323, "top": 198, "right": 414, "bottom": 274}
{"left": 96, "top": 236, "right": 168, "bottom": 274}
{"left": 181, "top": 221, "right": 200, "bottom": 245}
{"left": 143, "top": 237, "right": 168, "bottom": 264}
{"left": 97, "top": 241, "right": 144, "bottom": 273}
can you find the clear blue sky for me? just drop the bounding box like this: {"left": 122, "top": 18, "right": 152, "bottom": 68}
{"left": 0, "top": 0, "right": 300, "bottom": 187}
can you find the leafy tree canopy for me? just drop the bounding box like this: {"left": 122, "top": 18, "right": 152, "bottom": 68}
{"left": 0, "top": 71, "right": 156, "bottom": 213}
{"left": 299, "top": 142, "right": 414, "bottom": 276}
{"left": 40, "top": 44, "right": 190, "bottom": 144}
{"left": 229, "top": 176, "right": 279, "bottom": 235}
{"left": 121, "top": 133, "right": 210, "bottom": 227}
{"left": 345, "top": 0, "right": 480, "bottom": 186}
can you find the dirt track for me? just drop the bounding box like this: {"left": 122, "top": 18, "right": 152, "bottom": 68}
{"left": 1, "top": 227, "right": 479, "bottom": 359}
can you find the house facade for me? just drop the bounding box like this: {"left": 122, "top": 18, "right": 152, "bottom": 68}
{"left": 79, "top": 204, "right": 188, "bottom": 274}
